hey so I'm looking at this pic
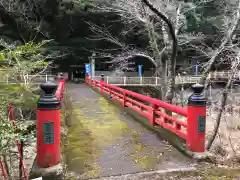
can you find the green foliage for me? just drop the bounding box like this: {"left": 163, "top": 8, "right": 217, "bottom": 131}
{"left": 0, "top": 120, "right": 17, "bottom": 154}
{"left": 0, "top": 40, "right": 52, "bottom": 155}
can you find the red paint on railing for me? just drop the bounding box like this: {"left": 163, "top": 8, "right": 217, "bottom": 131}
{"left": 56, "top": 77, "right": 66, "bottom": 103}
{"left": 85, "top": 76, "right": 206, "bottom": 152}
{"left": 9, "top": 104, "right": 28, "bottom": 180}
{"left": 0, "top": 157, "right": 7, "bottom": 180}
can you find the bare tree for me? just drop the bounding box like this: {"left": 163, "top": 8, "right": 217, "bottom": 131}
{"left": 90, "top": 0, "right": 240, "bottom": 153}
{"left": 0, "top": 0, "right": 54, "bottom": 41}
{"left": 199, "top": 0, "right": 240, "bottom": 85}
{"left": 90, "top": 0, "right": 206, "bottom": 102}
{"left": 201, "top": 0, "right": 240, "bottom": 150}
{"left": 141, "top": 0, "right": 178, "bottom": 103}
{"left": 207, "top": 50, "right": 240, "bottom": 150}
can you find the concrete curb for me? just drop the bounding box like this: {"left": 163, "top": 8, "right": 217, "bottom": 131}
{"left": 93, "top": 167, "right": 197, "bottom": 180}
{"left": 29, "top": 160, "right": 63, "bottom": 180}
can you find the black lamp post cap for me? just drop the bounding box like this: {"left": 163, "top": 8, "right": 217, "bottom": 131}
{"left": 192, "top": 83, "right": 204, "bottom": 94}
{"left": 101, "top": 74, "right": 104, "bottom": 77}
{"left": 40, "top": 82, "right": 58, "bottom": 95}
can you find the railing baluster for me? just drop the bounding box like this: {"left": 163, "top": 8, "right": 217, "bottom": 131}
{"left": 150, "top": 104, "right": 158, "bottom": 125}
{"left": 123, "top": 92, "right": 126, "bottom": 107}
{"left": 109, "top": 87, "right": 112, "bottom": 98}
{"left": 176, "top": 123, "right": 181, "bottom": 130}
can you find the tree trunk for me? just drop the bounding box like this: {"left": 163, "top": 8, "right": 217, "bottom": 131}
{"left": 206, "top": 55, "right": 240, "bottom": 150}
{"left": 142, "top": 0, "right": 178, "bottom": 104}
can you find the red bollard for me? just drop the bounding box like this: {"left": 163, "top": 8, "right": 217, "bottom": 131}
{"left": 85, "top": 73, "right": 89, "bottom": 84}
{"left": 56, "top": 75, "right": 65, "bottom": 103}
{"left": 100, "top": 74, "right": 104, "bottom": 93}
{"left": 187, "top": 84, "right": 207, "bottom": 152}
{"left": 36, "top": 82, "right": 61, "bottom": 168}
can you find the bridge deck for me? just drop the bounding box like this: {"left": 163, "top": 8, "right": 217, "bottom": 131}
{"left": 65, "top": 83, "right": 195, "bottom": 179}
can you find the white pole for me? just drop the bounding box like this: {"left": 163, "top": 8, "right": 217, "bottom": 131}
{"left": 106, "top": 76, "right": 109, "bottom": 84}
{"left": 91, "top": 53, "right": 96, "bottom": 77}
{"left": 46, "top": 74, "right": 48, "bottom": 82}
{"left": 6, "top": 74, "right": 8, "bottom": 84}
{"left": 155, "top": 77, "right": 158, "bottom": 86}
{"left": 140, "top": 76, "right": 143, "bottom": 85}
{"left": 124, "top": 76, "right": 126, "bottom": 85}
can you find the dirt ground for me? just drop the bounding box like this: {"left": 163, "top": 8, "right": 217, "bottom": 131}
{"left": 206, "top": 106, "right": 240, "bottom": 165}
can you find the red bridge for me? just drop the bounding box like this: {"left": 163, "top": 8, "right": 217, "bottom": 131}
{"left": 3, "top": 74, "right": 209, "bottom": 180}
{"left": 85, "top": 74, "right": 206, "bottom": 153}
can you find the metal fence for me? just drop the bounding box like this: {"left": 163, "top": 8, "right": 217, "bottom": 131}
{"left": 0, "top": 74, "right": 57, "bottom": 84}
{"left": 91, "top": 76, "right": 201, "bottom": 86}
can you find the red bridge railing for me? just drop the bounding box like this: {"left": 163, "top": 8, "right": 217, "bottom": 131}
{"left": 85, "top": 75, "right": 207, "bottom": 152}
{"left": 56, "top": 77, "right": 66, "bottom": 103}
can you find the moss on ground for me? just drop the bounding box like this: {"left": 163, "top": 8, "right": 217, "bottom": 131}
{"left": 65, "top": 96, "right": 164, "bottom": 178}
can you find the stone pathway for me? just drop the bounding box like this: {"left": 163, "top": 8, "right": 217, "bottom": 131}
{"left": 65, "top": 83, "right": 195, "bottom": 179}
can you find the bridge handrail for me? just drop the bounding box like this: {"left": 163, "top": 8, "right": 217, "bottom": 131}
{"left": 85, "top": 76, "right": 207, "bottom": 153}
{"left": 56, "top": 77, "right": 66, "bottom": 103}
{"left": 91, "top": 76, "right": 201, "bottom": 85}
{"left": 105, "top": 81, "right": 188, "bottom": 117}
{"left": 88, "top": 79, "right": 188, "bottom": 137}
{"left": 0, "top": 74, "right": 58, "bottom": 84}
{"left": 209, "top": 70, "right": 240, "bottom": 78}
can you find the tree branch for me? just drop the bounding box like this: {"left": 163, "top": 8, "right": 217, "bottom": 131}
{"left": 142, "top": 0, "right": 178, "bottom": 103}
{"left": 199, "top": 0, "right": 240, "bottom": 85}
{"left": 206, "top": 50, "right": 240, "bottom": 150}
